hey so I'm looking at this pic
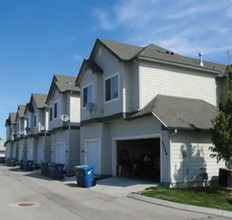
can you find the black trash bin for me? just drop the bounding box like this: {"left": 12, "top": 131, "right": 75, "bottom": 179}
{"left": 11, "top": 159, "right": 16, "bottom": 167}
{"left": 24, "top": 160, "right": 33, "bottom": 171}
{"left": 218, "top": 168, "right": 232, "bottom": 187}
{"left": 75, "top": 165, "right": 94, "bottom": 188}
{"left": 0, "top": 157, "right": 5, "bottom": 164}
{"left": 19, "top": 160, "right": 24, "bottom": 170}
{"left": 40, "top": 162, "right": 49, "bottom": 176}
{"left": 48, "top": 163, "right": 55, "bottom": 179}
{"left": 6, "top": 158, "right": 11, "bottom": 166}
{"left": 53, "top": 164, "right": 64, "bottom": 180}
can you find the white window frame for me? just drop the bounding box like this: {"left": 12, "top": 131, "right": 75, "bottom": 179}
{"left": 104, "top": 73, "right": 119, "bottom": 103}
{"left": 82, "top": 82, "right": 94, "bottom": 108}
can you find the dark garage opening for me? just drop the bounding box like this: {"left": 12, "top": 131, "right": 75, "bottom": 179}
{"left": 117, "top": 138, "right": 160, "bottom": 182}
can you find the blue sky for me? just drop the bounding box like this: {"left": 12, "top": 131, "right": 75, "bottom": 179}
{"left": 0, "top": 0, "right": 232, "bottom": 139}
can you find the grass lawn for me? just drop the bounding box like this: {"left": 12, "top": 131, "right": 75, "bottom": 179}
{"left": 140, "top": 186, "right": 232, "bottom": 211}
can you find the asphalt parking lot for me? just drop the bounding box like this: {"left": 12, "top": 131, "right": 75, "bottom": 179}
{"left": 0, "top": 165, "right": 231, "bottom": 220}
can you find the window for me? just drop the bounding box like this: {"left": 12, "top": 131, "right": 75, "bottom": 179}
{"left": 54, "top": 102, "right": 58, "bottom": 118}
{"left": 34, "top": 114, "right": 37, "bottom": 127}
{"left": 54, "top": 101, "right": 61, "bottom": 119}
{"left": 49, "top": 107, "right": 53, "bottom": 121}
{"left": 26, "top": 117, "right": 30, "bottom": 128}
{"left": 105, "top": 74, "right": 119, "bottom": 102}
{"left": 83, "top": 84, "right": 93, "bottom": 107}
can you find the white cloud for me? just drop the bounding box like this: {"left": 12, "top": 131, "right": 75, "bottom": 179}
{"left": 73, "top": 53, "right": 83, "bottom": 62}
{"left": 93, "top": 0, "right": 232, "bottom": 63}
{"left": 92, "top": 8, "right": 116, "bottom": 30}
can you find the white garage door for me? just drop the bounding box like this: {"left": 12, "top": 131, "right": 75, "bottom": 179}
{"left": 85, "top": 140, "right": 100, "bottom": 175}
{"left": 56, "top": 143, "right": 66, "bottom": 165}
{"left": 27, "top": 145, "right": 33, "bottom": 161}
{"left": 37, "top": 145, "right": 44, "bottom": 164}
{"left": 51, "top": 144, "right": 56, "bottom": 163}
{"left": 18, "top": 145, "right": 24, "bottom": 161}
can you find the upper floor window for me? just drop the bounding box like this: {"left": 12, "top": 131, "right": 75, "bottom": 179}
{"left": 34, "top": 114, "right": 37, "bottom": 127}
{"left": 105, "top": 73, "right": 119, "bottom": 102}
{"left": 26, "top": 117, "right": 30, "bottom": 128}
{"left": 83, "top": 84, "right": 93, "bottom": 107}
{"left": 54, "top": 101, "right": 61, "bottom": 119}
{"left": 49, "top": 107, "right": 53, "bottom": 121}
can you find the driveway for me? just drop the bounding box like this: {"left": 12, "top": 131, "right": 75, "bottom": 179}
{"left": 65, "top": 175, "right": 157, "bottom": 197}
{"left": 0, "top": 165, "right": 231, "bottom": 220}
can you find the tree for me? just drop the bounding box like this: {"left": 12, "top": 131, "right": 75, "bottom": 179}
{"left": 210, "top": 66, "right": 232, "bottom": 163}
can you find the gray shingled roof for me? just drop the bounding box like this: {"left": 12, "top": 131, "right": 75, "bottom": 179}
{"left": 98, "top": 39, "right": 143, "bottom": 61}
{"left": 130, "top": 95, "right": 218, "bottom": 130}
{"left": 5, "top": 112, "right": 16, "bottom": 126}
{"left": 32, "top": 93, "right": 48, "bottom": 109}
{"left": 9, "top": 112, "right": 16, "bottom": 124}
{"left": 55, "top": 75, "right": 80, "bottom": 93}
{"left": 47, "top": 75, "right": 80, "bottom": 103}
{"left": 17, "top": 105, "right": 26, "bottom": 118}
{"left": 98, "top": 39, "right": 227, "bottom": 74}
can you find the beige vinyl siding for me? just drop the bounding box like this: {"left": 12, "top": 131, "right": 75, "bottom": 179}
{"left": 69, "top": 129, "right": 80, "bottom": 168}
{"left": 48, "top": 89, "right": 63, "bottom": 130}
{"left": 70, "top": 96, "right": 80, "bottom": 123}
{"left": 101, "top": 49, "right": 125, "bottom": 117}
{"left": 170, "top": 131, "right": 225, "bottom": 184}
{"left": 81, "top": 69, "right": 97, "bottom": 121}
{"left": 121, "top": 63, "right": 140, "bottom": 113}
{"left": 139, "top": 62, "right": 217, "bottom": 109}
{"left": 50, "top": 129, "right": 80, "bottom": 169}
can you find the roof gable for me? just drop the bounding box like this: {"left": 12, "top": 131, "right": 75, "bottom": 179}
{"left": 46, "top": 75, "right": 80, "bottom": 103}
{"left": 16, "top": 105, "right": 26, "bottom": 120}
{"left": 95, "top": 39, "right": 143, "bottom": 61}
{"left": 5, "top": 112, "right": 16, "bottom": 126}
{"left": 31, "top": 93, "right": 47, "bottom": 109}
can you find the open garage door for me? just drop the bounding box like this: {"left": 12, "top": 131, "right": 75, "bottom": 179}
{"left": 117, "top": 138, "right": 160, "bottom": 182}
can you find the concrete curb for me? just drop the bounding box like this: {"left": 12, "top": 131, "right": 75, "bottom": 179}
{"left": 128, "top": 193, "right": 232, "bottom": 218}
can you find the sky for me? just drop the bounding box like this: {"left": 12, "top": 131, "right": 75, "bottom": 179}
{"left": 0, "top": 0, "right": 232, "bottom": 139}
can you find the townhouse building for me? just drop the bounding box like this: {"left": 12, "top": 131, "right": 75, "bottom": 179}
{"left": 76, "top": 39, "right": 227, "bottom": 186}
{"left": 46, "top": 75, "right": 81, "bottom": 170}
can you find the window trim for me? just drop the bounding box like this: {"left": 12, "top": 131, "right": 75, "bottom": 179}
{"left": 82, "top": 82, "right": 94, "bottom": 108}
{"left": 104, "top": 73, "right": 119, "bottom": 103}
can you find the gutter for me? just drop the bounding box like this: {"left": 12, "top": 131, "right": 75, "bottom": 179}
{"left": 152, "top": 112, "right": 168, "bottom": 128}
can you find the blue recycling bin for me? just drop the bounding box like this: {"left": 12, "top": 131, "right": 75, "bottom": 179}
{"left": 53, "top": 164, "right": 64, "bottom": 180}
{"left": 75, "top": 165, "right": 94, "bottom": 188}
